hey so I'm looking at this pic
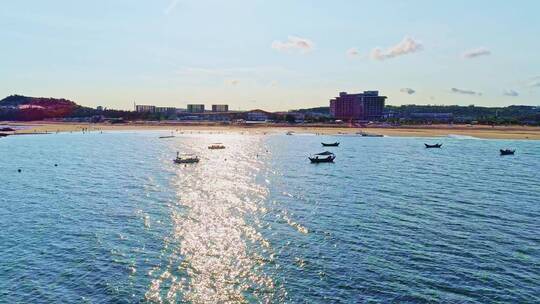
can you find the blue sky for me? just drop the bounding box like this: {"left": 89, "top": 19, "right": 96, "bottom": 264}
{"left": 1, "top": 0, "right": 539, "bottom": 110}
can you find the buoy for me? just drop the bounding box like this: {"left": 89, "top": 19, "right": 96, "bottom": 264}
{"left": 17, "top": 169, "right": 21, "bottom": 173}
{"left": 54, "top": 164, "right": 58, "bottom": 167}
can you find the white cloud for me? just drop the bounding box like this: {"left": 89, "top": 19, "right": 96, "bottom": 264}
{"left": 400, "top": 88, "right": 416, "bottom": 95}
{"left": 515, "top": 76, "right": 540, "bottom": 89}
{"left": 462, "top": 47, "right": 491, "bottom": 59}
{"left": 451, "top": 87, "right": 482, "bottom": 96}
{"left": 347, "top": 47, "right": 360, "bottom": 57}
{"left": 164, "top": 0, "right": 180, "bottom": 15}
{"left": 527, "top": 77, "right": 540, "bottom": 88}
{"left": 370, "top": 36, "right": 423, "bottom": 61}
{"left": 503, "top": 89, "right": 519, "bottom": 97}
{"left": 271, "top": 36, "right": 314, "bottom": 53}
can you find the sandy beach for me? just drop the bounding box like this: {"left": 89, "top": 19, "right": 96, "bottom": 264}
{"left": 2, "top": 121, "right": 540, "bottom": 140}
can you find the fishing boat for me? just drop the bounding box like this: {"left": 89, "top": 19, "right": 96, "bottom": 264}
{"left": 357, "top": 131, "right": 383, "bottom": 137}
{"left": 321, "top": 142, "right": 340, "bottom": 147}
{"left": 159, "top": 131, "right": 175, "bottom": 139}
{"left": 500, "top": 149, "right": 515, "bottom": 155}
{"left": 208, "top": 143, "right": 226, "bottom": 149}
{"left": 174, "top": 152, "right": 199, "bottom": 164}
{"left": 425, "top": 143, "right": 442, "bottom": 148}
{"left": 309, "top": 151, "right": 336, "bottom": 163}
{"left": 286, "top": 131, "right": 294, "bottom": 135}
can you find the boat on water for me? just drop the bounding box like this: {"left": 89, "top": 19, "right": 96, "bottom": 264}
{"left": 321, "top": 142, "right": 339, "bottom": 147}
{"left": 425, "top": 143, "right": 442, "bottom": 148}
{"left": 208, "top": 143, "right": 226, "bottom": 149}
{"left": 159, "top": 131, "right": 175, "bottom": 139}
{"left": 286, "top": 131, "right": 294, "bottom": 135}
{"left": 500, "top": 149, "right": 515, "bottom": 155}
{"left": 174, "top": 152, "right": 199, "bottom": 164}
{"left": 309, "top": 151, "right": 336, "bottom": 163}
{"left": 357, "top": 132, "right": 383, "bottom": 137}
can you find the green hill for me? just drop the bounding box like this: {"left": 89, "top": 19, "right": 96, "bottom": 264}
{"left": 0, "top": 95, "right": 81, "bottom": 121}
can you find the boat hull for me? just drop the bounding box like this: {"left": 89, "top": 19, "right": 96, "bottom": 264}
{"left": 309, "top": 156, "right": 335, "bottom": 163}
{"left": 174, "top": 158, "right": 199, "bottom": 164}
{"left": 500, "top": 149, "right": 515, "bottom": 155}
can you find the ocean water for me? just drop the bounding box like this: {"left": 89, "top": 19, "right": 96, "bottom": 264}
{"left": 0, "top": 131, "right": 539, "bottom": 303}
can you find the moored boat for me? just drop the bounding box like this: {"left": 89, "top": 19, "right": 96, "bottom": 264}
{"left": 174, "top": 152, "right": 199, "bottom": 164}
{"left": 425, "top": 143, "right": 442, "bottom": 148}
{"left": 357, "top": 131, "right": 383, "bottom": 137}
{"left": 208, "top": 143, "right": 226, "bottom": 149}
{"left": 159, "top": 135, "right": 175, "bottom": 139}
{"left": 321, "top": 142, "right": 339, "bottom": 147}
{"left": 309, "top": 151, "right": 336, "bottom": 163}
{"left": 500, "top": 149, "right": 515, "bottom": 155}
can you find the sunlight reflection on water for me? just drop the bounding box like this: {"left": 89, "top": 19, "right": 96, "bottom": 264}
{"left": 146, "top": 134, "right": 278, "bottom": 303}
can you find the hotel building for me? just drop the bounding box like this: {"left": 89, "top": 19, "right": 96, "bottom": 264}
{"left": 329, "top": 91, "right": 386, "bottom": 121}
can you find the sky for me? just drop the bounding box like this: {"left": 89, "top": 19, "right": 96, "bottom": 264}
{"left": 1, "top": 0, "right": 539, "bottom": 111}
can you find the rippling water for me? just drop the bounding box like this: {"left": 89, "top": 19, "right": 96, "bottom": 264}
{"left": 0, "top": 131, "right": 539, "bottom": 303}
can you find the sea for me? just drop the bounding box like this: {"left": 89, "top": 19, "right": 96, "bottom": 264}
{"left": 0, "top": 131, "right": 539, "bottom": 303}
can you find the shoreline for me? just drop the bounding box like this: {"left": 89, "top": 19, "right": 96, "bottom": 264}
{"left": 2, "top": 121, "right": 540, "bottom": 140}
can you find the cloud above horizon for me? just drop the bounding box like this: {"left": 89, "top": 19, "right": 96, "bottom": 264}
{"left": 451, "top": 88, "right": 482, "bottom": 96}
{"left": 462, "top": 47, "right": 491, "bottom": 59}
{"left": 272, "top": 36, "right": 314, "bottom": 54}
{"left": 400, "top": 88, "right": 416, "bottom": 95}
{"left": 503, "top": 89, "right": 519, "bottom": 97}
{"left": 164, "top": 0, "right": 180, "bottom": 15}
{"left": 370, "top": 36, "right": 423, "bottom": 61}
{"left": 527, "top": 77, "right": 540, "bottom": 88}
{"left": 347, "top": 47, "right": 360, "bottom": 57}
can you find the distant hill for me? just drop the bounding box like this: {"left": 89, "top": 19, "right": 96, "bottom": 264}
{"left": 0, "top": 95, "right": 82, "bottom": 121}
{"left": 0, "top": 95, "right": 77, "bottom": 107}
{"left": 0, "top": 95, "right": 159, "bottom": 121}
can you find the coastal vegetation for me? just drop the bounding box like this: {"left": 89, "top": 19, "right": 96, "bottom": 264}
{"left": 297, "top": 104, "right": 540, "bottom": 125}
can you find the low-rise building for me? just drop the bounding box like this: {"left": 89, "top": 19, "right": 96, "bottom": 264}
{"left": 187, "top": 104, "right": 205, "bottom": 113}
{"left": 212, "top": 104, "right": 229, "bottom": 112}
{"left": 155, "top": 107, "right": 177, "bottom": 114}
{"left": 246, "top": 109, "right": 271, "bottom": 121}
{"left": 135, "top": 105, "right": 156, "bottom": 113}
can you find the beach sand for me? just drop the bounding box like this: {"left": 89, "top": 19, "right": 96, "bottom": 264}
{"left": 3, "top": 121, "right": 540, "bottom": 140}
